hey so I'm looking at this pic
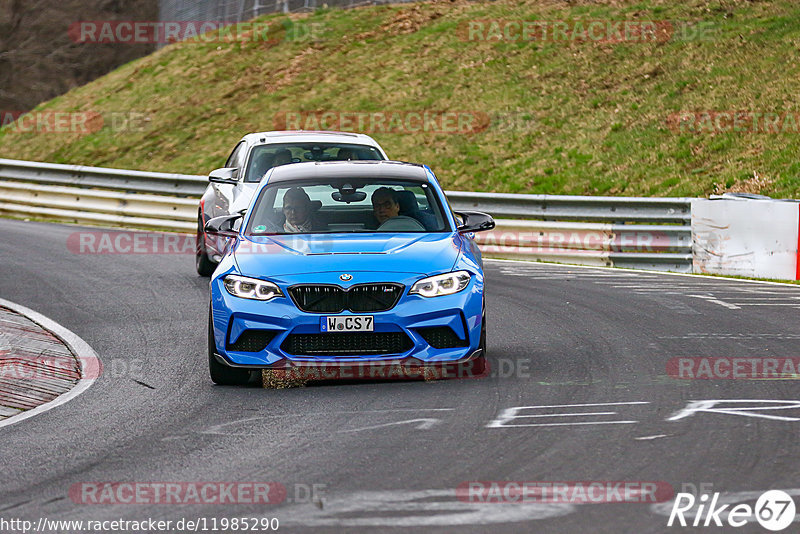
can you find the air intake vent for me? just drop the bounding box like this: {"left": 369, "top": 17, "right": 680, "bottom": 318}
{"left": 281, "top": 332, "right": 413, "bottom": 356}
{"left": 416, "top": 327, "right": 468, "bottom": 349}
{"left": 228, "top": 330, "right": 276, "bottom": 352}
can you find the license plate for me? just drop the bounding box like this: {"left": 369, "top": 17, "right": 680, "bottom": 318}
{"left": 321, "top": 315, "right": 374, "bottom": 333}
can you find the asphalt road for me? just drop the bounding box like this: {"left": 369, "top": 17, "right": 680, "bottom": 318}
{"left": 2, "top": 218, "right": 800, "bottom": 533}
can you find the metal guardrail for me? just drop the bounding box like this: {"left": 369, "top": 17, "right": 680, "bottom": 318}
{"left": 447, "top": 191, "right": 692, "bottom": 224}
{"left": 0, "top": 158, "right": 206, "bottom": 197}
{"left": 0, "top": 158, "right": 693, "bottom": 272}
{"left": 0, "top": 179, "right": 197, "bottom": 231}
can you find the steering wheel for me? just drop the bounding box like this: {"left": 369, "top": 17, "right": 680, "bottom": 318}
{"left": 377, "top": 215, "right": 425, "bottom": 232}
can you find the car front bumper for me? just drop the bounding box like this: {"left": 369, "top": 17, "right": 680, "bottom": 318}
{"left": 210, "top": 271, "right": 484, "bottom": 369}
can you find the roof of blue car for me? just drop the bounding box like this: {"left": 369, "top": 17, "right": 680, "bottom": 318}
{"left": 265, "top": 160, "right": 430, "bottom": 183}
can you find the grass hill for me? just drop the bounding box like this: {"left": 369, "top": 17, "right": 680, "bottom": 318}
{"left": 1, "top": 0, "right": 799, "bottom": 198}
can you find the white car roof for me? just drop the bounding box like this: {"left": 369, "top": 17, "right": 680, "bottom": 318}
{"left": 241, "top": 130, "right": 383, "bottom": 148}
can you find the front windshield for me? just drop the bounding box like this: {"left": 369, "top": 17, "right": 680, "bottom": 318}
{"left": 244, "top": 143, "right": 384, "bottom": 183}
{"left": 246, "top": 178, "right": 450, "bottom": 234}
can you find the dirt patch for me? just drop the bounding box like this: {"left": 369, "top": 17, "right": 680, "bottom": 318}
{"left": 262, "top": 369, "right": 307, "bottom": 389}
{"left": 380, "top": 4, "right": 444, "bottom": 36}
{"left": 268, "top": 45, "right": 319, "bottom": 93}
{"left": 714, "top": 171, "right": 777, "bottom": 196}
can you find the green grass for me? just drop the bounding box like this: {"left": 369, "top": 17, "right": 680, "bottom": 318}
{"left": 1, "top": 0, "right": 800, "bottom": 197}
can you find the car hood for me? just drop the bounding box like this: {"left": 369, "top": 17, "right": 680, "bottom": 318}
{"left": 232, "top": 233, "right": 462, "bottom": 277}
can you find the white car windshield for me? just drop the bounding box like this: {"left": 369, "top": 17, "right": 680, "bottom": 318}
{"left": 244, "top": 143, "right": 384, "bottom": 183}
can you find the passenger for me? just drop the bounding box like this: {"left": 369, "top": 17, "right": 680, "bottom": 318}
{"left": 336, "top": 148, "right": 355, "bottom": 161}
{"left": 250, "top": 153, "right": 275, "bottom": 182}
{"left": 273, "top": 149, "right": 293, "bottom": 166}
{"left": 371, "top": 187, "right": 401, "bottom": 226}
{"left": 282, "top": 188, "right": 320, "bottom": 233}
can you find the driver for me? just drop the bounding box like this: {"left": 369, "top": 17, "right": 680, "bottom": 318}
{"left": 371, "top": 187, "right": 401, "bottom": 226}
{"left": 273, "top": 149, "right": 293, "bottom": 167}
{"left": 370, "top": 187, "right": 426, "bottom": 231}
{"left": 282, "top": 187, "right": 320, "bottom": 233}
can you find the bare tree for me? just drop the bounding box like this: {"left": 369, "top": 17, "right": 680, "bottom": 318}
{"left": 0, "top": 0, "right": 157, "bottom": 112}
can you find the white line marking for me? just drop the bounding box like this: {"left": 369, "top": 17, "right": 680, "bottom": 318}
{"left": 626, "top": 291, "right": 696, "bottom": 295}
{"left": 495, "top": 421, "right": 638, "bottom": 428}
{"left": 508, "top": 412, "right": 617, "bottom": 418}
{"left": 658, "top": 333, "right": 800, "bottom": 340}
{"left": 507, "top": 401, "right": 649, "bottom": 409}
{"left": 634, "top": 434, "right": 669, "bottom": 441}
{"left": 0, "top": 298, "right": 100, "bottom": 430}
{"left": 703, "top": 287, "right": 800, "bottom": 292}
{"left": 487, "top": 402, "right": 649, "bottom": 428}
{"left": 486, "top": 258, "right": 800, "bottom": 288}
{"left": 707, "top": 300, "right": 741, "bottom": 309}
{"left": 339, "top": 418, "right": 441, "bottom": 432}
{"left": 276, "top": 489, "right": 575, "bottom": 526}
{"left": 687, "top": 295, "right": 740, "bottom": 309}
{"left": 667, "top": 400, "right": 800, "bottom": 422}
{"left": 197, "top": 409, "right": 456, "bottom": 436}
{"left": 732, "top": 303, "right": 800, "bottom": 307}
{"left": 601, "top": 285, "right": 708, "bottom": 288}
{"left": 722, "top": 297, "right": 800, "bottom": 300}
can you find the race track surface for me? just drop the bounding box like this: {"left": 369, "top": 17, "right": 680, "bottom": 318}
{"left": 1, "top": 218, "right": 799, "bottom": 533}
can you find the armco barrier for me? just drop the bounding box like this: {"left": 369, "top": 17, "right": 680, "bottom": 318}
{"left": 0, "top": 158, "right": 693, "bottom": 272}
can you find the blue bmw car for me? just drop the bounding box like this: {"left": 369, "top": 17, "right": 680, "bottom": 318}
{"left": 205, "top": 160, "right": 495, "bottom": 385}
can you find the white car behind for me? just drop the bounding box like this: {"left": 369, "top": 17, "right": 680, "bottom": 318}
{"left": 196, "top": 130, "right": 388, "bottom": 275}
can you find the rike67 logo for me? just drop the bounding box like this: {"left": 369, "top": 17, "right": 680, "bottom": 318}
{"left": 667, "top": 490, "right": 796, "bottom": 531}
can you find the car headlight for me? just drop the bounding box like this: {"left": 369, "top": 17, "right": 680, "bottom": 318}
{"left": 409, "top": 271, "right": 471, "bottom": 298}
{"left": 223, "top": 275, "right": 283, "bottom": 301}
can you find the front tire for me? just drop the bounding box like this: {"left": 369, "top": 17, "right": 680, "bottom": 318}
{"left": 470, "top": 310, "right": 488, "bottom": 375}
{"left": 196, "top": 216, "right": 217, "bottom": 277}
{"left": 208, "top": 308, "right": 253, "bottom": 385}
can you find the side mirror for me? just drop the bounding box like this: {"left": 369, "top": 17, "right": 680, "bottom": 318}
{"left": 204, "top": 214, "right": 242, "bottom": 238}
{"left": 455, "top": 211, "right": 495, "bottom": 233}
{"left": 209, "top": 168, "right": 238, "bottom": 184}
